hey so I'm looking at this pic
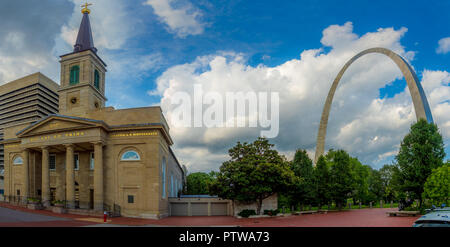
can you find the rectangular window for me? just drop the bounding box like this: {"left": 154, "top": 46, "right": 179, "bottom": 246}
{"left": 17, "top": 190, "right": 20, "bottom": 196}
{"left": 162, "top": 159, "right": 166, "bottom": 199}
{"left": 49, "top": 154, "right": 56, "bottom": 170}
{"left": 90, "top": 152, "right": 95, "bottom": 170}
{"left": 128, "top": 195, "right": 134, "bottom": 204}
{"left": 175, "top": 179, "right": 178, "bottom": 197}
{"left": 74, "top": 153, "right": 79, "bottom": 170}
{"left": 171, "top": 174, "right": 174, "bottom": 197}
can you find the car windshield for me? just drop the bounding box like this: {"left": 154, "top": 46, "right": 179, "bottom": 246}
{"left": 414, "top": 221, "right": 450, "bottom": 227}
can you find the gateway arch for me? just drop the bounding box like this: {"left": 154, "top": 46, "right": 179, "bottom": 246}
{"left": 314, "top": 47, "right": 434, "bottom": 163}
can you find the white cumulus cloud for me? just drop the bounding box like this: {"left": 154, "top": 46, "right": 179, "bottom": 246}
{"left": 151, "top": 22, "right": 450, "bottom": 172}
{"left": 144, "top": 0, "right": 206, "bottom": 38}
{"left": 437, "top": 37, "right": 450, "bottom": 54}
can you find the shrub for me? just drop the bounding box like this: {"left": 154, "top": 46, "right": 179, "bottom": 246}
{"left": 263, "top": 209, "right": 280, "bottom": 216}
{"left": 238, "top": 209, "right": 256, "bottom": 218}
{"left": 52, "top": 200, "right": 65, "bottom": 205}
{"left": 422, "top": 163, "right": 449, "bottom": 207}
{"left": 27, "top": 198, "right": 41, "bottom": 203}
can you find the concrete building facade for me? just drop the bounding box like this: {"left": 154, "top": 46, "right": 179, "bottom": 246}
{"left": 0, "top": 73, "right": 59, "bottom": 196}
{"left": 1, "top": 6, "right": 184, "bottom": 219}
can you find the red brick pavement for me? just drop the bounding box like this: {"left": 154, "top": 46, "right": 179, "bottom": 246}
{"left": 0, "top": 220, "right": 95, "bottom": 227}
{"left": 0, "top": 202, "right": 419, "bottom": 227}
{"left": 108, "top": 208, "right": 419, "bottom": 227}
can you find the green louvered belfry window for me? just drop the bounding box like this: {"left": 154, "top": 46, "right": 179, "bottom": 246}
{"left": 70, "top": 65, "right": 80, "bottom": 85}
{"left": 94, "top": 69, "right": 100, "bottom": 89}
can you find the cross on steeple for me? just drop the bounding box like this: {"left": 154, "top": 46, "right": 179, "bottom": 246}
{"left": 81, "top": 1, "right": 92, "bottom": 14}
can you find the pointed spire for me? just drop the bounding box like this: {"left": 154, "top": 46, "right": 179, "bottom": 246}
{"left": 74, "top": 4, "right": 97, "bottom": 53}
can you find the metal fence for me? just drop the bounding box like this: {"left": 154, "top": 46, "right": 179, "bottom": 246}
{"left": 104, "top": 203, "right": 121, "bottom": 217}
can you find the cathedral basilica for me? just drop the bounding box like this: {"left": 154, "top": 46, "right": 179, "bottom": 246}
{"left": 0, "top": 4, "right": 184, "bottom": 219}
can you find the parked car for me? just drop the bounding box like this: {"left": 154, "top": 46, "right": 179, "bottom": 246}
{"left": 413, "top": 205, "right": 450, "bottom": 227}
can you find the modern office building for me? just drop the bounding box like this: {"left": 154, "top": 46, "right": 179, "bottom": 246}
{"left": 0, "top": 73, "right": 59, "bottom": 195}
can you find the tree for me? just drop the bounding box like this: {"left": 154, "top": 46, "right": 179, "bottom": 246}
{"left": 395, "top": 119, "right": 446, "bottom": 206}
{"left": 289, "top": 149, "right": 316, "bottom": 209}
{"left": 349, "top": 158, "right": 370, "bottom": 204}
{"left": 327, "top": 150, "right": 354, "bottom": 210}
{"left": 367, "top": 168, "right": 384, "bottom": 203}
{"left": 209, "top": 137, "right": 297, "bottom": 215}
{"left": 422, "top": 162, "right": 449, "bottom": 206}
{"left": 314, "top": 155, "right": 331, "bottom": 208}
{"left": 379, "top": 164, "right": 397, "bottom": 202}
{"left": 185, "top": 172, "right": 216, "bottom": 195}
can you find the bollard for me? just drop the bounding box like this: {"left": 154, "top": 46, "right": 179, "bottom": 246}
{"left": 103, "top": 211, "right": 107, "bottom": 223}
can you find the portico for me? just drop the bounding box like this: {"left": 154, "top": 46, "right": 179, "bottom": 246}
{"left": 9, "top": 117, "right": 107, "bottom": 211}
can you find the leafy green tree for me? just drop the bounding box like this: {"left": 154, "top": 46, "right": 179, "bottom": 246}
{"left": 288, "top": 149, "right": 316, "bottom": 208}
{"left": 327, "top": 150, "right": 354, "bottom": 210}
{"left": 395, "top": 119, "right": 446, "bottom": 206}
{"left": 379, "top": 164, "right": 397, "bottom": 202}
{"left": 423, "top": 162, "right": 449, "bottom": 206}
{"left": 314, "top": 155, "right": 331, "bottom": 208}
{"left": 209, "top": 137, "right": 297, "bottom": 215}
{"left": 367, "top": 168, "right": 384, "bottom": 202}
{"left": 349, "top": 158, "right": 370, "bottom": 204}
{"left": 186, "top": 172, "right": 216, "bottom": 195}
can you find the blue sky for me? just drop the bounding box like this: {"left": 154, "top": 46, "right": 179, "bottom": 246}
{"left": 112, "top": 0, "right": 450, "bottom": 107}
{"left": 1, "top": 0, "right": 449, "bottom": 171}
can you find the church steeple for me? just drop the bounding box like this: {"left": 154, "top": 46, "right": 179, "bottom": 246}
{"left": 59, "top": 2, "right": 107, "bottom": 117}
{"left": 74, "top": 3, "right": 97, "bottom": 53}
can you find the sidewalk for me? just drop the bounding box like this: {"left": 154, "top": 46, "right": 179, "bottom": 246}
{"left": 0, "top": 202, "right": 419, "bottom": 227}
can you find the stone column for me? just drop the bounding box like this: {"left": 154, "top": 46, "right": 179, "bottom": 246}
{"left": 22, "top": 149, "right": 29, "bottom": 203}
{"left": 41, "top": 146, "right": 50, "bottom": 207}
{"left": 65, "top": 144, "right": 75, "bottom": 208}
{"left": 93, "top": 142, "right": 104, "bottom": 211}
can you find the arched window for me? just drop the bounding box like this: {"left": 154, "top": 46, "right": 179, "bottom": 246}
{"left": 70, "top": 65, "right": 80, "bottom": 85}
{"left": 121, "top": 150, "right": 141, "bottom": 161}
{"left": 162, "top": 157, "right": 166, "bottom": 198}
{"left": 94, "top": 70, "right": 100, "bottom": 90}
{"left": 13, "top": 156, "right": 23, "bottom": 165}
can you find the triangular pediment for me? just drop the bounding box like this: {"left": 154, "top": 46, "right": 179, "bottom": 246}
{"left": 17, "top": 115, "right": 106, "bottom": 137}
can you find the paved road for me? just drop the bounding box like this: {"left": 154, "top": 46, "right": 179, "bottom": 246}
{"left": 0, "top": 205, "right": 97, "bottom": 226}
{"left": 0, "top": 206, "right": 67, "bottom": 223}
